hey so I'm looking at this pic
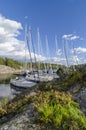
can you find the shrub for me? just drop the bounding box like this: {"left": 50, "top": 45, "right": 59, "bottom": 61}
{"left": 0, "top": 98, "right": 8, "bottom": 116}
{"left": 56, "top": 71, "right": 83, "bottom": 91}
{"left": 34, "top": 90, "right": 86, "bottom": 129}
{"left": 0, "top": 94, "right": 31, "bottom": 117}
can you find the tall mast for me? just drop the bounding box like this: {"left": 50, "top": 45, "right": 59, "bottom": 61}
{"left": 24, "top": 24, "right": 28, "bottom": 72}
{"left": 29, "top": 27, "right": 39, "bottom": 78}
{"left": 37, "top": 28, "right": 41, "bottom": 70}
{"left": 55, "top": 35, "right": 58, "bottom": 56}
{"left": 46, "top": 35, "right": 49, "bottom": 70}
{"left": 66, "top": 39, "right": 69, "bottom": 66}
{"left": 27, "top": 26, "right": 33, "bottom": 71}
{"left": 55, "top": 35, "right": 58, "bottom": 69}
{"left": 62, "top": 38, "right": 69, "bottom": 67}
{"left": 72, "top": 41, "right": 78, "bottom": 65}
{"left": 45, "top": 35, "right": 52, "bottom": 70}
{"left": 37, "top": 28, "right": 46, "bottom": 71}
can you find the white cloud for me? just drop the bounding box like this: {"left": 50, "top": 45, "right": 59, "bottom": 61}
{"left": 0, "top": 14, "right": 85, "bottom": 66}
{"left": 0, "top": 15, "right": 22, "bottom": 37}
{"left": 62, "top": 34, "right": 80, "bottom": 41}
{"left": 0, "top": 14, "right": 47, "bottom": 62}
{"left": 70, "top": 55, "right": 79, "bottom": 63}
{"left": 56, "top": 49, "right": 62, "bottom": 56}
{"left": 52, "top": 57, "right": 66, "bottom": 65}
{"left": 0, "top": 15, "right": 32, "bottom": 61}
{"left": 62, "top": 34, "right": 73, "bottom": 39}
{"left": 74, "top": 47, "right": 86, "bottom": 54}
{"left": 70, "top": 35, "right": 79, "bottom": 40}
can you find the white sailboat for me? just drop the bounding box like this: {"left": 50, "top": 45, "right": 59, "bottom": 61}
{"left": 10, "top": 25, "right": 37, "bottom": 89}
{"left": 37, "top": 28, "right": 47, "bottom": 74}
{"left": 26, "top": 29, "right": 53, "bottom": 82}
{"left": 10, "top": 78, "right": 36, "bottom": 89}
{"left": 10, "top": 25, "right": 55, "bottom": 89}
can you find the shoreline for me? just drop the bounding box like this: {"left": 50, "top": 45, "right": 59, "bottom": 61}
{"left": 0, "top": 65, "right": 22, "bottom": 74}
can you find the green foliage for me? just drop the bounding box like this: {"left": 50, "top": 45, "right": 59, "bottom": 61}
{"left": 56, "top": 64, "right": 86, "bottom": 86}
{"left": 56, "top": 67, "right": 66, "bottom": 79}
{"left": 38, "top": 82, "right": 53, "bottom": 91}
{"left": 0, "top": 94, "right": 31, "bottom": 117}
{"left": 0, "top": 98, "right": 8, "bottom": 116}
{"left": 34, "top": 90, "right": 86, "bottom": 129}
{"left": 56, "top": 67, "right": 64, "bottom": 75}
{"left": 56, "top": 71, "right": 84, "bottom": 91}
{"left": 0, "top": 56, "right": 67, "bottom": 70}
{"left": 0, "top": 57, "right": 22, "bottom": 69}
{"left": 5, "top": 58, "right": 21, "bottom": 69}
{"left": 7, "top": 94, "right": 31, "bottom": 115}
{"left": 0, "top": 77, "right": 11, "bottom": 84}
{"left": 0, "top": 57, "right": 5, "bottom": 65}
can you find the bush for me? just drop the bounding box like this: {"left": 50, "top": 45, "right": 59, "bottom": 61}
{"left": 0, "top": 57, "right": 5, "bottom": 65}
{"left": 34, "top": 90, "right": 86, "bottom": 129}
{"left": 57, "top": 71, "right": 83, "bottom": 91}
{"left": 0, "top": 98, "right": 8, "bottom": 116}
{"left": 0, "top": 94, "right": 31, "bottom": 117}
{"left": 0, "top": 57, "right": 22, "bottom": 69}
{"left": 5, "top": 58, "right": 21, "bottom": 69}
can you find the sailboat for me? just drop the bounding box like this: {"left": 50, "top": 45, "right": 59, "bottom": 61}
{"left": 10, "top": 25, "right": 38, "bottom": 89}
{"left": 37, "top": 35, "right": 54, "bottom": 81}
{"left": 26, "top": 28, "right": 53, "bottom": 82}
{"left": 36, "top": 31, "right": 54, "bottom": 81}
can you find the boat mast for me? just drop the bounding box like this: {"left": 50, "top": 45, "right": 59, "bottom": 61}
{"left": 71, "top": 41, "right": 78, "bottom": 71}
{"left": 29, "top": 27, "right": 39, "bottom": 78}
{"left": 27, "top": 26, "right": 33, "bottom": 71}
{"left": 24, "top": 24, "right": 28, "bottom": 72}
{"left": 46, "top": 35, "right": 52, "bottom": 71}
{"left": 55, "top": 35, "right": 58, "bottom": 56}
{"left": 37, "top": 28, "right": 41, "bottom": 70}
{"left": 37, "top": 28, "right": 46, "bottom": 71}
{"left": 55, "top": 35, "right": 59, "bottom": 69}
{"left": 72, "top": 41, "right": 78, "bottom": 65}
{"left": 62, "top": 38, "right": 69, "bottom": 67}
{"left": 46, "top": 35, "right": 49, "bottom": 70}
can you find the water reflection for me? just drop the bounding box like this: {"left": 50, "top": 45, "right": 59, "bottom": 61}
{"left": 0, "top": 73, "right": 12, "bottom": 79}
{"left": 0, "top": 84, "right": 14, "bottom": 100}
{"left": 0, "top": 74, "right": 21, "bottom": 100}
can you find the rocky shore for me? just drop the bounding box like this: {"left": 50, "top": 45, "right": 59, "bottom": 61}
{"left": 0, "top": 88, "right": 47, "bottom": 130}
{"left": 0, "top": 65, "right": 22, "bottom": 74}
{"left": 0, "top": 66, "right": 86, "bottom": 130}
{"left": 0, "top": 103, "right": 40, "bottom": 130}
{"left": 0, "top": 83, "right": 86, "bottom": 130}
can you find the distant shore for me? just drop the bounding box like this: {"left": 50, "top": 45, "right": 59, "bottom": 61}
{"left": 0, "top": 65, "right": 22, "bottom": 74}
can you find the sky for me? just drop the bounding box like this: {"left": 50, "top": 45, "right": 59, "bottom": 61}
{"left": 0, "top": 0, "right": 86, "bottom": 65}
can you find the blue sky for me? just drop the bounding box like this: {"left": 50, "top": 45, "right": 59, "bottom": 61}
{"left": 0, "top": 0, "right": 86, "bottom": 65}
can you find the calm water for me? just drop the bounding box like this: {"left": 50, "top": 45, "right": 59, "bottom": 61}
{"left": 0, "top": 74, "right": 21, "bottom": 100}
{"left": 0, "top": 84, "right": 14, "bottom": 100}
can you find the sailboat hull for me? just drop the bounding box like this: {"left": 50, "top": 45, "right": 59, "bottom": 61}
{"left": 10, "top": 78, "right": 37, "bottom": 89}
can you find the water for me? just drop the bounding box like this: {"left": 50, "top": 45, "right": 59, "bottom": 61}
{"left": 0, "top": 74, "right": 21, "bottom": 100}
{"left": 0, "top": 84, "right": 14, "bottom": 100}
